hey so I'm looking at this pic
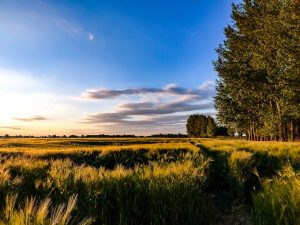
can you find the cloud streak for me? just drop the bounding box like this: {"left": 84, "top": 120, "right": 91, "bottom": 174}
{"left": 0, "top": 126, "right": 24, "bottom": 130}
{"left": 82, "top": 82, "right": 216, "bottom": 132}
{"left": 84, "top": 101, "right": 214, "bottom": 125}
{"left": 118, "top": 101, "right": 213, "bottom": 116}
{"left": 13, "top": 116, "right": 47, "bottom": 122}
{"left": 82, "top": 83, "right": 214, "bottom": 101}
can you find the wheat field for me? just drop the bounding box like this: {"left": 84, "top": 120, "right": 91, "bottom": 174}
{"left": 0, "top": 138, "right": 299, "bottom": 225}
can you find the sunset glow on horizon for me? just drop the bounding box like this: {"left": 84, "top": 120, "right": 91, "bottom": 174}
{"left": 0, "top": 0, "right": 239, "bottom": 136}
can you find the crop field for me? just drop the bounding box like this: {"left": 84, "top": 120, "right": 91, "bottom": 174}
{"left": 0, "top": 138, "right": 299, "bottom": 225}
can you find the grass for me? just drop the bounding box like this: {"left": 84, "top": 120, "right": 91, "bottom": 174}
{"left": 0, "top": 137, "right": 299, "bottom": 224}
{"left": 195, "top": 138, "right": 300, "bottom": 224}
{"left": 0, "top": 138, "right": 213, "bottom": 225}
{"left": 0, "top": 194, "right": 94, "bottom": 225}
{"left": 253, "top": 165, "right": 300, "bottom": 225}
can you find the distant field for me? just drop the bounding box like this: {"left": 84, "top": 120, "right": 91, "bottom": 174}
{"left": 0, "top": 138, "right": 299, "bottom": 225}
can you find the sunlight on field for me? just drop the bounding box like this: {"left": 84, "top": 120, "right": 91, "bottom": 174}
{"left": 0, "top": 137, "right": 299, "bottom": 225}
{"left": 0, "top": 138, "right": 211, "bottom": 225}
{"left": 198, "top": 138, "right": 300, "bottom": 155}
{"left": 0, "top": 138, "right": 199, "bottom": 155}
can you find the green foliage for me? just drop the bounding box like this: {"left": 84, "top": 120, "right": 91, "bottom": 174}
{"left": 215, "top": 126, "right": 229, "bottom": 136}
{"left": 206, "top": 116, "right": 217, "bottom": 138}
{"left": 186, "top": 114, "right": 216, "bottom": 138}
{"left": 214, "top": 0, "right": 300, "bottom": 141}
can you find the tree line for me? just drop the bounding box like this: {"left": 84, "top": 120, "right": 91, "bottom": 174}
{"left": 214, "top": 0, "right": 300, "bottom": 141}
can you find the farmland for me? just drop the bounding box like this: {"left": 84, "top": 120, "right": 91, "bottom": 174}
{"left": 0, "top": 138, "right": 299, "bottom": 225}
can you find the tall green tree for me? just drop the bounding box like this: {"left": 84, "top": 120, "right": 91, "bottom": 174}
{"left": 214, "top": 0, "right": 300, "bottom": 141}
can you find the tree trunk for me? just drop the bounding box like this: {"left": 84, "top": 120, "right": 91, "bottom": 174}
{"left": 290, "top": 120, "right": 294, "bottom": 142}
{"left": 274, "top": 101, "right": 282, "bottom": 140}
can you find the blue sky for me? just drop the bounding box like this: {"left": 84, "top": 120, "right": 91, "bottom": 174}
{"left": 0, "top": 0, "right": 239, "bottom": 135}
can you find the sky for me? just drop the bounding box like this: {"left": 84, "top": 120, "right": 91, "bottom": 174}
{"left": 0, "top": 0, "right": 239, "bottom": 136}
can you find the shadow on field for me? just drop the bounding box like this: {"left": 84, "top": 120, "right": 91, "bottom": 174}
{"left": 33, "top": 148, "right": 192, "bottom": 169}
{"left": 59, "top": 139, "right": 167, "bottom": 146}
{"left": 196, "top": 143, "right": 256, "bottom": 225}
{"left": 97, "top": 149, "right": 190, "bottom": 169}
{"left": 197, "top": 144, "right": 235, "bottom": 202}
{"left": 0, "top": 147, "right": 212, "bottom": 225}
{"left": 195, "top": 142, "right": 291, "bottom": 225}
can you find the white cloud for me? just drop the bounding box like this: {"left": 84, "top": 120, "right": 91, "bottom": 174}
{"left": 88, "top": 33, "right": 94, "bottom": 41}
{"left": 199, "top": 80, "right": 215, "bottom": 90}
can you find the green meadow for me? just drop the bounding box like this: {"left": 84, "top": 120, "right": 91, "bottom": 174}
{"left": 0, "top": 138, "right": 299, "bottom": 225}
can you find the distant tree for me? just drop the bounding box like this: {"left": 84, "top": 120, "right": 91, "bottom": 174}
{"left": 206, "top": 116, "right": 217, "bottom": 138}
{"left": 186, "top": 114, "right": 217, "bottom": 138}
{"left": 149, "top": 133, "right": 188, "bottom": 138}
{"left": 69, "top": 135, "right": 78, "bottom": 138}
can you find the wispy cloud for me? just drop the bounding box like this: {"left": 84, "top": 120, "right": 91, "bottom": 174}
{"left": 82, "top": 81, "right": 215, "bottom": 132}
{"left": 0, "top": 126, "right": 24, "bottom": 130}
{"left": 118, "top": 101, "right": 213, "bottom": 115}
{"left": 86, "top": 114, "right": 188, "bottom": 127}
{"left": 88, "top": 33, "right": 94, "bottom": 41}
{"left": 82, "top": 82, "right": 214, "bottom": 100}
{"left": 13, "top": 116, "right": 47, "bottom": 122}
{"left": 84, "top": 101, "right": 214, "bottom": 125}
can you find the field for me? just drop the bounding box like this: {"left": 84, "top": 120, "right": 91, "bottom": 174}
{"left": 0, "top": 138, "right": 299, "bottom": 225}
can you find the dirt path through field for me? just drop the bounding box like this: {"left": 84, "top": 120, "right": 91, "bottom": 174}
{"left": 193, "top": 141, "right": 254, "bottom": 225}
